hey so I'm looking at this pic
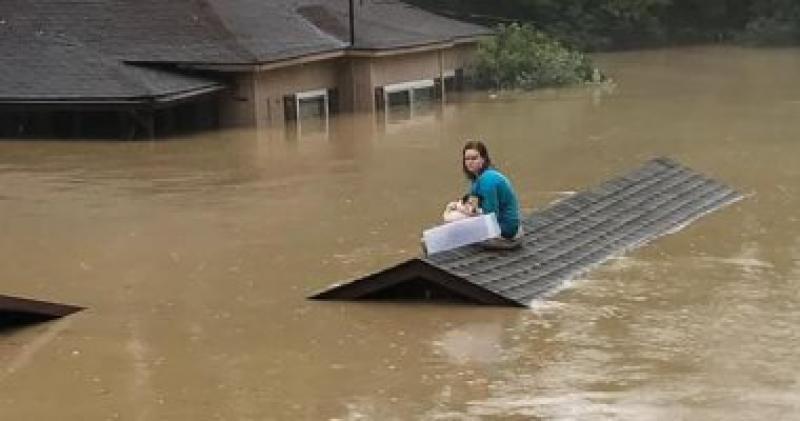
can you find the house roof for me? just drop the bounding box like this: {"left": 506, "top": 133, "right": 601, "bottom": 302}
{"left": 311, "top": 158, "right": 745, "bottom": 307}
{"left": 292, "top": 0, "right": 492, "bottom": 51}
{"left": 0, "top": 0, "right": 489, "bottom": 64}
{"left": 0, "top": 0, "right": 252, "bottom": 63}
{"left": 0, "top": 0, "right": 488, "bottom": 103}
{"left": 0, "top": 29, "right": 223, "bottom": 105}
{"left": 1, "top": 294, "right": 83, "bottom": 320}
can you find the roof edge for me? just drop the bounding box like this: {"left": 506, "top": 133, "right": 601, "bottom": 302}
{"left": 309, "top": 258, "right": 424, "bottom": 300}
{"left": 310, "top": 258, "right": 524, "bottom": 306}
{"left": 0, "top": 294, "right": 83, "bottom": 317}
{"left": 0, "top": 85, "right": 225, "bottom": 107}
{"left": 175, "top": 35, "right": 487, "bottom": 72}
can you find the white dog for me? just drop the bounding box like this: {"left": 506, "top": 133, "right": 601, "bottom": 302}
{"left": 442, "top": 196, "right": 481, "bottom": 222}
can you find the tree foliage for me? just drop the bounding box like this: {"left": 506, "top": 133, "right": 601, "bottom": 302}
{"left": 470, "top": 24, "right": 598, "bottom": 90}
{"left": 406, "top": 0, "right": 800, "bottom": 48}
{"left": 740, "top": 0, "right": 800, "bottom": 44}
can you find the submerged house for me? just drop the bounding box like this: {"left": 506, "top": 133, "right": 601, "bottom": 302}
{"left": 0, "top": 0, "right": 490, "bottom": 139}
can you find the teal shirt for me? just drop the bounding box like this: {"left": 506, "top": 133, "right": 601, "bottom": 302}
{"left": 469, "top": 168, "right": 521, "bottom": 238}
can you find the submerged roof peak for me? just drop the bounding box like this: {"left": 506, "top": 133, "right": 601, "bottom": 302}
{"left": 311, "top": 158, "right": 744, "bottom": 307}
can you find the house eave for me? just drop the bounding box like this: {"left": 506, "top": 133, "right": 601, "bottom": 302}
{"left": 310, "top": 258, "right": 524, "bottom": 307}
{"left": 181, "top": 36, "right": 487, "bottom": 73}
{"left": 0, "top": 85, "right": 225, "bottom": 110}
{"left": 347, "top": 35, "right": 488, "bottom": 57}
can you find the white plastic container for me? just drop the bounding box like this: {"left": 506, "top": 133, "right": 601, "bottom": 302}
{"left": 423, "top": 213, "right": 501, "bottom": 255}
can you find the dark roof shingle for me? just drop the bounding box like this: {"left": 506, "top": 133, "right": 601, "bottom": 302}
{"left": 1, "top": 0, "right": 489, "bottom": 65}
{"left": 0, "top": 0, "right": 489, "bottom": 102}
{"left": 0, "top": 28, "right": 222, "bottom": 103}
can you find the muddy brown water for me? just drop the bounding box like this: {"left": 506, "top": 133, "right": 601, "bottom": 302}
{"left": 1, "top": 46, "right": 799, "bottom": 420}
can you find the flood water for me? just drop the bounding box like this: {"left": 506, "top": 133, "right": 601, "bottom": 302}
{"left": 1, "top": 46, "right": 799, "bottom": 420}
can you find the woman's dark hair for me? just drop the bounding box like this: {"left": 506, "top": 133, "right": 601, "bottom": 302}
{"left": 462, "top": 139, "right": 492, "bottom": 180}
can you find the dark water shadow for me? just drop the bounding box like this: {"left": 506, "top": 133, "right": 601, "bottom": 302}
{"left": 0, "top": 311, "right": 61, "bottom": 334}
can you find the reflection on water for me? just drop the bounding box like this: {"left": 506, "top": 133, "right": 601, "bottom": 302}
{"left": 434, "top": 323, "right": 506, "bottom": 365}
{"left": 1, "top": 46, "right": 800, "bottom": 419}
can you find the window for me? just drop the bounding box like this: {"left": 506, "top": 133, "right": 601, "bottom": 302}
{"left": 284, "top": 88, "right": 336, "bottom": 138}
{"left": 387, "top": 90, "right": 411, "bottom": 122}
{"left": 411, "top": 85, "right": 434, "bottom": 114}
{"left": 380, "top": 79, "right": 436, "bottom": 124}
{"left": 296, "top": 89, "right": 329, "bottom": 136}
{"left": 441, "top": 69, "right": 457, "bottom": 94}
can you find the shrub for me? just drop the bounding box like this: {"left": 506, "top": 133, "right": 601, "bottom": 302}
{"left": 470, "top": 23, "right": 600, "bottom": 90}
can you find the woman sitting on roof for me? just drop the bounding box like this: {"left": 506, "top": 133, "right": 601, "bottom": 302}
{"left": 459, "top": 139, "right": 522, "bottom": 249}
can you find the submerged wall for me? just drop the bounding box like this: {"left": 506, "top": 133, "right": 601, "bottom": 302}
{"left": 220, "top": 42, "right": 478, "bottom": 130}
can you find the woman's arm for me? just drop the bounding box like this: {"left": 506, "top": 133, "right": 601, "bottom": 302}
{"left": 477, "top": 180, "right": 500, "bottom": 216}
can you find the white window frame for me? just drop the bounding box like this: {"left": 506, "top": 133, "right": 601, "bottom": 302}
{"left": 295, "top": 88, "right": 329, "bottom": 137}
{"left": 383, "top": 79, "right": 435, "bottom": 95}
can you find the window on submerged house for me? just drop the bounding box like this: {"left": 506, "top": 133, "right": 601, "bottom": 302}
{"left": 387, "top": 89, "right": 411, "bottom": 122}
{"left": 380, "top": 79, "right": 436, "bottom": 124}
{"left": 440, "top": 69, "right": 458, "bottom": 96}
{"left": 412, "top": 85, "right": 434, "bottom": 114}
{"left": 284, "top": 88, "right": 337, "bottom": 138}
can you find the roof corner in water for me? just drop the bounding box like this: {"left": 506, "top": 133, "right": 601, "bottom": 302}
{"left": 1, "top": 294, "right": 83, "bottom": 330}
{"left": 310, "top": 158, "right": 745, "bottom": 308}
{"left": 309, "top": 258, "right": 524, "bottom": 306}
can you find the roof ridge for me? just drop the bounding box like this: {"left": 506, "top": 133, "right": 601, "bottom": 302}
{"left": 351, "top": 0, "right": 488, "bottom": 43}
{"left": 198, "top": 0, "right": 263, "bottom": 63}
{"left": 295, "top": 4, "right": 352, "bottom": 45}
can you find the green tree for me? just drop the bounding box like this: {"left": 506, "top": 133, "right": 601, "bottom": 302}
{"left": 740, "top": 0, "right": 800, "bottom": 44}
{"left": 406, "top": 0, "right": 800, "bottom": 48}
{"left": 470, "top": 23, "right": 597, "bottom": 90}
